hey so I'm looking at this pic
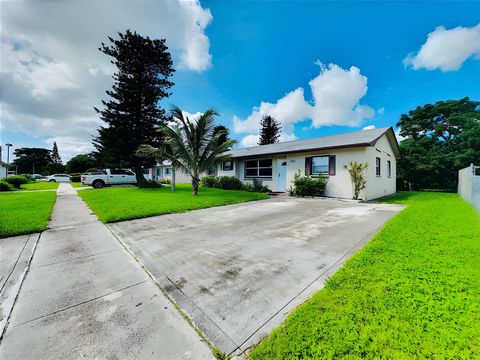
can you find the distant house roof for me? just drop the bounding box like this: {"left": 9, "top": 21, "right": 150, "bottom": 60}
{"left": 0, "top": 161, "right": 8, "bottom": 167}
{"left": 226, "top": 127, "right": 400, "bottom": 159}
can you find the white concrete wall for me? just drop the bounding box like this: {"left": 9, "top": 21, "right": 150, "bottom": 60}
{"left": 216, "top": 133, "right": 397, "bottom": 199}
{"left": 147, "top": 166, "right": 191, "bottom": 184}
{"left": 283, "top": 147, "right": 367, "bottom": 198}
{"left": 364, "top": 134, "right": 397, "bottom": 200}
{"left": 218, "top": 147, "right": 369, "bottom": 198}
{"left": 0, "top": 165, "right": 6, "bottom": 179}
{"left": 458, "top": 164, "right": 480, "bottom": 212}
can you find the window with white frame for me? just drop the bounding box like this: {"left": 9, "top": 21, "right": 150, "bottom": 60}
{"left": 311, "top": 156, "right": 329, "bottom": 175}
{"left": 244, "top": 159, "right": 272, "bottom": 178}
{"left": 222, "top": 160, "right": 233, "bottom": 171}
{"left": 387, "top": 160, "right": 391, "bottom": 177}
{"left": 376, "top": 157, "right": 381, "bottom": 176}
{"left": 165, "top": 167, "right": 173, "bottom": 176}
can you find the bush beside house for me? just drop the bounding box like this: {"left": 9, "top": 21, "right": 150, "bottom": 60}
{"left": 5, "top": 175, "right": 29, "bottom": 189}
{"left": 0, "top": 180, "right": 15, "bottom": 192}
{"left": 288, "top": 171, "right": 328, "bottom": 197}
{"left": 201, "top": 176, "right": 269, "bottom": 193}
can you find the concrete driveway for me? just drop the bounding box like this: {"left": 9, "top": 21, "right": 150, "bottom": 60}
{"left": 109, "top": 196, "right": 403, "bottom": 356}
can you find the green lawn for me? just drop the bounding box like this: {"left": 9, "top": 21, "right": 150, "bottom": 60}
{"left": 249, "top": 192, "right": 480, "bottom": 359}
{"left": 20, "top": 181, "right": 59, "bottom": 190}
{"left": 77, "top": 184, "right": 269, "bottom": 223}
{"left": 0, "top": 191, "right": 57, "bottom": 238}
{"left": 71, "top": 182, "right": 86, "bottom": 188}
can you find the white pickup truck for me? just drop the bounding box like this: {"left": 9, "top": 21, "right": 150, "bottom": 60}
{"left": 81, "top": 169, "right": 137, "bottom": 188}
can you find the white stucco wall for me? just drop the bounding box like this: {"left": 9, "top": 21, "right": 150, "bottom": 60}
{"left": 216, "top": 133, "right": 397, "bottom": 200}
{"left": 458, "top": 164, "right": 480, "bottom": 212}
{"left": 0, "top": 165, "right": 7, "bottom": 179}
{"left": 146, "top": 165, "right": 191, "bottom": 184}
{"left": 364, "top": 134, "right": 397, "bottom": 200}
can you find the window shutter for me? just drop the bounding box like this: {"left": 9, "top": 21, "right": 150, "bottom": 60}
{"left": 305, "top": 157, "right": 311, "bottom": 176}
{"left": 328, "top": 155, "right": 336, "bottom": 176}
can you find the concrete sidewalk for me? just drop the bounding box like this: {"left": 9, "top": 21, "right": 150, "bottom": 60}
{"left": 0, "top": 183, "right": 212, "bottom": 359}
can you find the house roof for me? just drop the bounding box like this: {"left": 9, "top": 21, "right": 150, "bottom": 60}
{"left": 0, "top": 161, "right": 8, "bottom": 167}
{"left": 226, "top": 127, "right": 401, "bottom": 159}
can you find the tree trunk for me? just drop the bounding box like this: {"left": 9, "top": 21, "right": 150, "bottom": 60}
{"left": 171, "top": 167, "right": 176, "bottom": 191}
{"left": 192, "top": 176, "right": 199, "bottom": 196}
{"left": 134, "top": 165, "right": 149, "bottom": 188}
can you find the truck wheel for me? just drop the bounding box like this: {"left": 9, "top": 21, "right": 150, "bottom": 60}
{"left": 92, "top": 180, "right": 105, "bottom": 189}
{"left": 49, "top": 179, "right": 56, "bottom": 182}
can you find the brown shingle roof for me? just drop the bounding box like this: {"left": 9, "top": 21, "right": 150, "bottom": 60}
{"left": 227, "top": 127, "right": 400, "bottom": 159}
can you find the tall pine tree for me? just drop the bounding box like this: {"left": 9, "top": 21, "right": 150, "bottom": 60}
{"left": 49, "top": 141, "right": 64, "bottom": 173}
{"left": 93, "top": 30, "right": 174, "bottom": 186}
{"left": 51, "top": 142, "right": 62, "bottom": 165}
{"left": 258, "top": 115, "right": 281, "bottom": 145}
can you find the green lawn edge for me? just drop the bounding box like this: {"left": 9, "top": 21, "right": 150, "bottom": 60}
{"left": 0, "top": 191, "right": 57, "bottom": 238}
{"left": 249, "top": 192, "right": 480, "bottom": 359}
{"left": 77, "top": 184, "right": 269, "bottom": 223}
{"left": 19, "top": 181, "right": 60, "bottom": 191}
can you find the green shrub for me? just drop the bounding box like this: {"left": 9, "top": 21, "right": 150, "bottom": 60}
{"left": 139, "top": 179, "right": 162, "bottom": 188}
{"left": 242, "top": 178, "right": 269, "bottom": 192}
{"left": 201, "top": 176, "right": 217, "bottom": 188}
{"left": 69, "top": 173, "right": 82, "bottom": 182}
{"left": 20, "top": 174, "right": 34, "bottom": 182}
{"left": 6, "top": 175, "right": 29, "bottom": 189}
{"left": 0, "top": 179, "right": 15, "bottom": 192}
{"left": 290, "top": 171, "right": 328, "bottom": 197}
{"left": 158, "top": 178, "right": 172, "bottom": 185}
{"left": 215, "top": 176, "right": 242, "bottom": 190}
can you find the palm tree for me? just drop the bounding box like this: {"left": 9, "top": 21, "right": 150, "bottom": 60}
{"left": 136, "top": 143, "right": 179, "bottom": 191}
{"left": 138, "top": 106, "right": 235, "bottom": 196}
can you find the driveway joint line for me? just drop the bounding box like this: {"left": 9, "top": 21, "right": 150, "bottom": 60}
{"left": 0, "top": 235, "right": 31, "bottom": 295}
{"left": 12, "top": 280, "right": 147, "bottom": 328}
{"left": 106, "top": 224, "right": 240, "bottom": 351}
{"left": 0, "top": 233, "right": 41, "bottom": 344}
{"left": 35, "top": 248, "right": 120, "bottom": 269}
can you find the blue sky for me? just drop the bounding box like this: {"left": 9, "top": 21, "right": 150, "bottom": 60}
{"left": 1, "top": 1, "right": 479, "bottom": 160}
{"left": 169, "top": 1, "right": 480, "bottom": 143}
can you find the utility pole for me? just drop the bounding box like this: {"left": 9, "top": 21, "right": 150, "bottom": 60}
{"left": 5, "top": 143, "right": 12, "bottom": 164}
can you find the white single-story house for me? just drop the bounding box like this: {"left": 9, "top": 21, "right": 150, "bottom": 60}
{"left": 144, "top": 160, "right": 191, "bottom": 183}
{"left": 216, "top": 127, "right": 400, "bottom": 200}
{"left": 0, "top": 161, "right": 8, "bottom": 179}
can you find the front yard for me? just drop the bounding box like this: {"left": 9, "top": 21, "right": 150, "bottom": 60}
{"left": 0, "top": 192, "right": 57, "bottom": 238}
{"left": 20, "top": 181, "right": 59, "bottom": 190}
{"left": 250, "top": 192, "right": 480, "bottom": 359}
{"left": 77, "top": 184, "right": 269, "bottom": 223}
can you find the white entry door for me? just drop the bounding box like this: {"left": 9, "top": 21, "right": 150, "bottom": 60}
{"left": 277, "top": 159, "right": 287, "bottom": 191}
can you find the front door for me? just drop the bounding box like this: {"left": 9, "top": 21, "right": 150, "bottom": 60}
{"left": 277, "top": 159, "right": 287, "bottom": 191}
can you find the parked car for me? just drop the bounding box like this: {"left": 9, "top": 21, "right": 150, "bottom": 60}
{"left": 46, "top": 174, "right": 72, "bottom": 182}
{"left": 81, "top": 169, "right": 137, "bottom": 188}
{"left": 32, "top": 174, "right": 46, "bottom": 181}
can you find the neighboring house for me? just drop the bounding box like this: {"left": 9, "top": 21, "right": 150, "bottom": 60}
{"left": 0, "top": 161, "right": 8, "bottom": 179}
{"left": 144, "top": 160, "right": 191, "bottom": 183}
{"left": 216, "top": 127, "right": 400, "bottom": 200}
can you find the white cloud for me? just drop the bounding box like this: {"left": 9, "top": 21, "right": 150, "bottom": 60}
{"left": 404, "top": 23, "right": 480, "bottom": 72}
{"left": 378, "top": 107, "right": 385, "bottom": 115}
{"left": 240, "top": 134, "right": 260, "bottom": 147}
{"left": 0, "top": 1, "right": 213, "bottom": 160}
{"left": 395, "top": 129, "right": 406, "bottom": 143}
{"left": 234, "top": 63, "right": 374, "bottom": 146}
{"left": 362, "top": 125, "right": 375, "bottom": 130}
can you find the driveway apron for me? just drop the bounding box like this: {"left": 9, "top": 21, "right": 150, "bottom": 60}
{"left": 0, "top": 183, "right": 212, "bottom": 360}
